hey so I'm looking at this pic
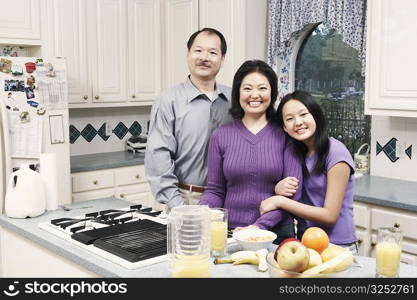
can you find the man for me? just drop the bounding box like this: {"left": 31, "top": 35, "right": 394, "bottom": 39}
{"left": 145, "top": 28, "right": 232, "bottom": 210}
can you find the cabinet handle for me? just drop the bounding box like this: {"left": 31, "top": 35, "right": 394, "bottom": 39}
{"left": 371, "top": 241, "right": 377, "bottom": 247}
{"left": 120, "top": 193, "right": 125, "bottom": 198}
{"left": 83, "top": 95, "right": 88, "bottom": 100}
{"left": 136, "top": 174, "right": 140, "bottom": 179}
{"left": 93, "top": 180, "right": 98, "bottom": 185}
{"left": 94, "top": 95, "right": 99, "bottom": 100}
{"left": 132, "top": 95, "right": 136, "bottom": 99}
{"left": 394, "top": 222, "right": 400, "bottom": 228}
{"left": 357, "top": 238, "right": 363, "bottom": 245}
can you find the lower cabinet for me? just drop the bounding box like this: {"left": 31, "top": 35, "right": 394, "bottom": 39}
{"left": 71, "top": 165, "right": 167, "bottom": 211}
{"left": 353, "top": 201, "right": 417, "bottom": 266}
{"left": 0, "top": 226, "right": 97, "bottom": 277}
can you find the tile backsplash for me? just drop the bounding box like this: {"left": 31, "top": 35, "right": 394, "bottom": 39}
{"left": 371, "top": 116, "right": 417, "bottom": 181}
{"left": 69, "top": 106, "right": 151, "bottom": 156}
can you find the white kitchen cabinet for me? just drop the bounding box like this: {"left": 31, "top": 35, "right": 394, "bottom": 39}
{"left": 128, "top": 0, "right": 161, "bottom": 105}
{"left": 71, "top": 165, "right": 167, "bottom": 211}
{"left": 365, "top": 0, "right": 417, "bottom": 117}
{"left": 49, "top": 0, "right": 160, "bottom": 108}
{"left": 0, "top": 226, "right": 97, "bottom": 277}
{"left": 353, "top": 201, "right": 417, "bottom": 266}
{"left": 163, "top": 0, "right": 245, "bottom": 88}
{"left": 0, "top": 0, "right": 42, "bottom": 45}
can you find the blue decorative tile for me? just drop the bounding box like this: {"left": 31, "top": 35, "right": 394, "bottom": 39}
{"left": 406, "top": 145, "right": 412, "bottom": 159}
{"left": 97, "top": 124, "right": 110, "bottom": 141}
{"left": 69, "top": 125, "right": 81, "bottom": 144}
{"left": 129, "top": 121, "right": 142, "bottom": 137}
{"left": 377, "top": 138, "right": 399, "bottom": 162}
{"left": 81, "top": 124, "right": 97, "bottom": 142}
{"left": 113, "top": 122, "right": 128, "bottom": 140}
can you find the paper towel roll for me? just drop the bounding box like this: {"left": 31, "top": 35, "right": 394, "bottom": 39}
{"left": 40, "top": 153, "right": 59, "bottom": 210}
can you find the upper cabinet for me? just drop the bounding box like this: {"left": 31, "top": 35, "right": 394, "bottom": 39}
{"left": 365, "top": 0, "right": 417, "bottom": 117}
{"left": 163, "top": 0, "right": 245, "bottom": 88}
{"left": 49, "top": 0, "right": 161, "bottom": 108}
{"left": 128, "top": 0, "right": 161, "bottom": 105}
{"left": 0, "top": 0, "right": 42, "bottom": 45}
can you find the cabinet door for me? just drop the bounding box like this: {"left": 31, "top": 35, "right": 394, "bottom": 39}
{"left": 128, "top": 0, "right": 161, "bottom": 104}
{"left": 72, "top": 188, "right": 115, "bottom": 202}
{"left": 88, "top": 0, "right": 127, "bottom": 103}
{"left": 199, "top": 0, "right": 245, "bottom": 87}
{"left": 0, "top": 0, "right": 41, "bottom": 42}
{"left": 52, "top": 0, "right": 90, "bottom": 105}
{"left": 356, "top": 229, "right": 370, "bottom": 257}
{"left": 163, "top": 0, "right": 199, "bottom": 88}
{"left": 72, "top": 170, "right": 114, "bottom": 192}
{"left": 365, "top": 0, "right": 417, "bottom": 116}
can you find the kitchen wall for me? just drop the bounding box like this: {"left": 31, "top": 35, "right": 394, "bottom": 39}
{"left": 69, "top": 106, "right": 151, "bottom": 156}
{"left": 370, "top": 116, "right": 416, "bottom": 182}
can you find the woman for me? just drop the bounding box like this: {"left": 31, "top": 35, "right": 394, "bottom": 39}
{"left": 260, "top": 90, "right": 357, "bottom": 249}
{"left": 199, "top": 60, "right": 302, "bottom": 244}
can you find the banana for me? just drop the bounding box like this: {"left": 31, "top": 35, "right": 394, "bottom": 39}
{"left": 213, "top": 250, "right": 264, "bottom": 268}
{"left": 302, "top": 248, "right": 353, "bottom": 276}
{"left": 256, "top": 249, "right": 269, "bottom": 272}
{"left": 232, "top": 250, "right": 259, "bottom": 265}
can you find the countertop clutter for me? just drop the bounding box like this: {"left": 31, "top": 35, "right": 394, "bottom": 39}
{"left": 1, "top": 198, "right": 417, "bottom": 278}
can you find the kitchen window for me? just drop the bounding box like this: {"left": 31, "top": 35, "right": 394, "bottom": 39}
{"left": 294, "top": 23, "right": 370, "bottom": 156}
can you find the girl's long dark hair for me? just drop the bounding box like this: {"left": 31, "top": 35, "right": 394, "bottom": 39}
{"left": 276, "top": 90, "right": 329, "bottom": 175}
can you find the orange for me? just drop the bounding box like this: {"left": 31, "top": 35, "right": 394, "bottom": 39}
{"left": 301, "top": 227, "right": 329, "bottom": 254}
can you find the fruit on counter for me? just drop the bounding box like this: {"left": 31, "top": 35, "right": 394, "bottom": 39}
{"left": 214, "top": 250, "right": 258, "bottom": 265}
{"left": 307, "top": 248, "right": 322, "bottom": 269}
{"left": 321, "top": 245, "right": 345, "bottom": 262}
{"left": 274, "top": 238, "right": 299, "bottom": 260}
{"left": 301, "top": 248, "right": 354, "bottom": 276}
{"left": 301, "top": 227, "right": 329, "bottom": 254}
{"left": 256, "top": 248, "right": 268, "bottom": 272}
{"left": 276, "top": 240, "right": 310, "bottom": 273}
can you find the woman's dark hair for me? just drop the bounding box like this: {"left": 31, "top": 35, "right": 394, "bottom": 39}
{"left": 187, "top": 28, "right": 227, "bottom": 56}
{"left": 229, "top": 60, "right": 278, "bottom": 121}
{"left": 276, "top": 90, "right": 329, "bottom": 175}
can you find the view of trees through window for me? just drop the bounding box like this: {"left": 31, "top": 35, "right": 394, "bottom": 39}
{"left": 295, "top": 23, "right": 370, "bottom": 156}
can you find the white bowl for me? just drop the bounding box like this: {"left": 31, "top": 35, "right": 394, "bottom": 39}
{"left": 232, "top": 228, "right": 277, "bottom": 251}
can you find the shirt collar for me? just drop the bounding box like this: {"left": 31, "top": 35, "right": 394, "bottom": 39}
{"left": 184, "top": 76, "right": 228, "bottom": 103}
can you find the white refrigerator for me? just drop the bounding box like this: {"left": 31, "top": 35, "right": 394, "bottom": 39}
{"left": 0, "top": 56, "right": 71, "bottom": 213}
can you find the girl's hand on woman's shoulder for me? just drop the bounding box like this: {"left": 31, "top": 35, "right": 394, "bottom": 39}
{"left": 275, "top": 176, "right": 299, "bottom": 196}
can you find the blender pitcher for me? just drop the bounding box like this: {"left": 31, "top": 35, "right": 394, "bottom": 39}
{"left": 167, "top": 205, "right": 211, "bottom": 277}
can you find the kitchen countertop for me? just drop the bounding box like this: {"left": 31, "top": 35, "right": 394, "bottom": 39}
{"left": 1, "top": 198, "right": 417, "bottom": 278}
{"left": 70, "top": 151, "right": 145, "bottom": 173}
{"left": 354, "top": 175, "right": 417, "bottom": 212}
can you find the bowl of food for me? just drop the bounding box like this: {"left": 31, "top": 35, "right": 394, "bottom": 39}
{"left": 266, "top": 238, "right": 355, "bottom": 278}
{"left": 232, "top": 228, "right": 277, "bottom": 251}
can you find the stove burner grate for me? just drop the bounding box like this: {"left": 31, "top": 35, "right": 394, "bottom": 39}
{"left": 93, "top": 219, "right": 167, "bottom": 262}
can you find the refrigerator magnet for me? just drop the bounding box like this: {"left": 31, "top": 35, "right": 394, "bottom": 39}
{"left": 37, "top": 108, "right": 46, "bottom": 115}
{"left": 25, "top": 87, "right": 35, "bottom": 99}
{"left": 19, "top": 111, "right": 30, "bottom": 123}
{"left": 11, "top": 64, "right": 23, "bottom": 76}
{"left": 0, "top": 58, "right": 12, "bottom": 73}
{"left": 25, "top": 62, "right": 36, "bottom": 73}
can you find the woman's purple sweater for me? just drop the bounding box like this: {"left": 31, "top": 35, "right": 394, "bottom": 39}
{"left": 199, "top": 120, "right": 302, "bottom": 230}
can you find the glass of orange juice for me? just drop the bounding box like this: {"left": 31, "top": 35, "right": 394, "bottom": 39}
{"left": 210, "top": 208, "right": 228, "bottom": 257}
{"left": 375, "top": 226, "right": 402, "bottom": 278}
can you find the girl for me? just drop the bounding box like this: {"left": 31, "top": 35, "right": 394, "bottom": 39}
{"left": 199, "top": 60, "right": 302, "bottom": 244}
{"left": 260, "top": 90, "right": 357, "bottom": 249}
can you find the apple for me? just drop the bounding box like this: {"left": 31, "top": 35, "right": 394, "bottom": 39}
{"left": 307, "top": 248, "right": 322, "bottom": 269}
{"left": 275, "top": 240, "right": 310, "bottom": 273}
{"left": 274, "top": 238, "right": 299, "bottom": 260}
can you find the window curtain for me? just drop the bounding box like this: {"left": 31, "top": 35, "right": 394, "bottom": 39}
{"left": 267, "top": 0, "right": 367, "bottom": 74}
